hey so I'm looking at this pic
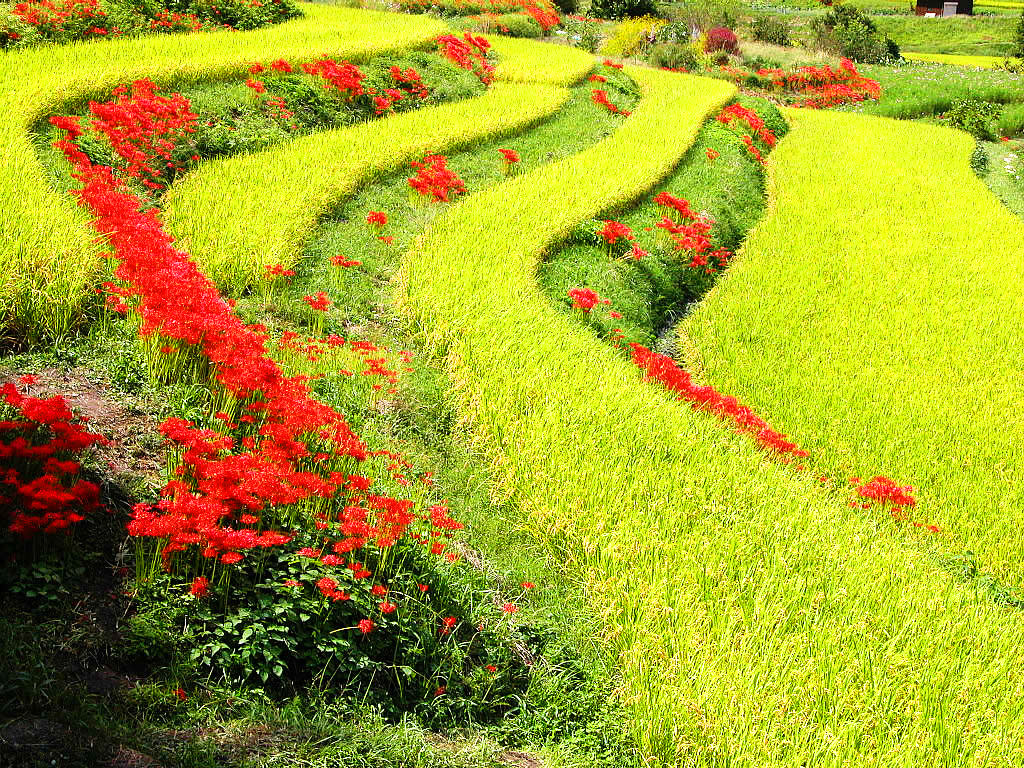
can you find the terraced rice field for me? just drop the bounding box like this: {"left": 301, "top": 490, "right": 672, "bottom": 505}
{"left": 2, "top": 5, "right": 1023, "bottom": 767}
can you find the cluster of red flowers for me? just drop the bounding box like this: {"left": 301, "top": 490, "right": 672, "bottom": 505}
{"left": 437, "top": 32, "right": 494, "bottom": 84}
{"left": 50, "top": 89, "right": 481, "bottom": 645}
{"left": 52, "top": 111, "right": 371, "bottom": 566}
{"left": 846, "top": 476, "right": 934, "bottom": 531}
{"left": 599, "top": 220, "right": 634, "bottom": 246}
{"left": 408, "top": 154, "right": 466, "bottom": 202}
{"left": 716, "top": 104, "right": 776, "bottom": 166}
{"left": 719, "top": 58, "right": 880, "bottom": 110}
{"left": 522, "top": 1, "right": 559, "bottom": 30}
{"left": 149, "top": 9, "right": 202, "bottom": 32}
{"left": 11, "top": 0, "right": 108, "bottom": 39}
{"left": 792, "top": 59, "right": 882, "bottom": 109}
{"left": 652, "top": 193, "right": 730, "bottom": 273}
{"left": 0, "top": 377, "right": 105, "bottom": 539}
{"left": 630, "top": 344, "right": 809, "bottom": 461}
{"left": 303, "top": 291, "right": 333, "bottom": 313}
{"left": 86, "top": 79, "right": 198, "bottom": 191}
{"left": 568, "top": 287, "right": 610, "bottom": 313}
{"left": 591, "top": 89, "right": 631, "bottom": 117}
{"left": 302, "top": 57, "right": 367, "bottom": 98}
{"left": 390, "top": 65, "right": 430, "bottom": 99}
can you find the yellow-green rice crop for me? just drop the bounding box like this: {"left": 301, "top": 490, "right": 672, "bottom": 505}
{"left": 164, "top": 81, "right": 571, "bottom": 292}
{"left": 402, "top": 69, "right": 1024, "bottom": 765}
{"left": 902, "top": 51, "right": 1015, "bottom": 69}
{"left": 0, "top": 4, "right": 445, "bottom": 343}
{"left": 484, "top": 34, "right": 596, "bottom": 84}
{"left": 685, "top": 107, "right": 1024, "bottom": 592}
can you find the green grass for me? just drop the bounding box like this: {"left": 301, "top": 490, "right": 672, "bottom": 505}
{"left": 400, "top": 66, "right": 1024, "bottom": 766}
{"left": 0, "top": 3, "right": 446, "bottom": 344}
{"left": 843, "top": 59, "right": 1024, "bottom": 121}
{"left": 163, "top": 37, "right": 595, "bottom": 294}
{"left": 873, "top": 14, "right": 1018, "bottom": 56}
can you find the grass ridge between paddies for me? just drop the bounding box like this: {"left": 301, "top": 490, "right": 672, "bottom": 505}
{"left": 163, "top": 38, "right": 593, "bottom": 293}
{"left": 686, "top": 107, "right": 1024, "bottom": 598}
{"left": 0, "top": 3, "right": 445, "bottom": 344}
{"left": 401, "top": 68, "right": 1024, "bottom": 766}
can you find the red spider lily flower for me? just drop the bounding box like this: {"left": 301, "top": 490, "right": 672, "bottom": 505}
{"left": 174, "top": 687, "right": 187, "bottom": 701}
{"left": 498, "top": 148, "right": 519, "bottom": 164}
{"left": 379, "top": 601, "right": 397, "bottom": 614}
{"left": 602, "top": 58, "right": 623, "bottom": 69}
{"left": 245, "top": 78, "right": 266, "bottom": 94}
{"left": 317, "top": 577, "right": 338, "bottom": 597}
{"left": 408, "top": 154, "right": 466, "bottom": 202}
{"left": 609, "top": 311, "right": 622, "bottom": 319}
{"left": 249, "top": 63, "right": 265, "bottom": 75}
{"left": 283, "top": 580, "right": 300, "bottom": 587}
{"left": 629, "top": 343, "right": 811, "bottom": 463}
{"left": 520, "top": 582, "right": 534, "bottom": 589}
{"left": 440, "top": 616, "right": 457, "bottom": 635}
{"left": 358, "top": 618, "right": 375, "bottom": 634}
{"left": 588, "top": 74, "right": 607, "bottom": 83}
{"left": 418, "top": 583, "right": 429, "bottom": 592}
{"left": 270, "top": 59, "right": 293, "bottom": 73}
{"left": 486, "top": 665, "right": 497, "bottom": 673}
{"left": 599, "top": 220, "right": 634, "bottom": 245}
{"left": 189, "top": 576, "right": 209, "bottom": 597}
{"left": 434, "top": 685, "right": 446, "bottom": 696}
{"left": 628, "top": 245, "right": 648, "bottom": 261}
{"left": 303, "top": 292, "right": 332, "bottom": 312}
{"left": 371, "top": 584, "right": 388, "bottom": 596}
{"left": 220, "top": 551, "right": 243, "bottom": 564}
{"left": 501, "top": 602, "right": 518, "bottom": 614}
{"left": 436, "top": 32, "right": 494, "bottom": 84}
{"left": 855, "top": 476, "right": 916, "bottom": 509}
{"left": 706, "top": 147, "right": 720, "bottom": 161}
{"left": 331, "top": 254, "right": 361, "bottom": 267}
{"left": 321, "top": 554, "right": 343, "bottom": 566}
{"left": 378, "top": 235, "right": 394, "bottom": 245}
{"left": 264, "top": 263, "right": 295, "bottom": 279}
{"left": 568, "top": 287, "right": 610, "bottom": 313}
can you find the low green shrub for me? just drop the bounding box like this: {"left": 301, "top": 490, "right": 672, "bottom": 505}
{"left": 750, "top": 15, "right": 790, "bottom": 47}
{"left": 943, "top": 98, "right": 1002, "bottom": 140}
{"left": 562, "top": 16, "right": 604, "bottom": 52}
{"left": 649, "top": 42, "right": 699, "bottom": 70}
{"left": 495, "top": 12, "right": 544, "bottom": 37}
{"left": 653, "top": 20, "right": 690, "bottom": 43}
{"left": 812, "top": 4, "right": 900, "bottom": 64}
{"left": 589, "top": 0, "right": 659, "bottom": 22}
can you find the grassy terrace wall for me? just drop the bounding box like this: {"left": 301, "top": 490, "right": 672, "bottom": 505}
{"left": 0, "top": 4, "right": 445, "bottom": 342}
{"left": 686, "top": 107, "right": 1024, "bottom": 596}
{"left": 402, "top": 69, "right": 1024, "bottom": 765}
{"left": 163, "top": 37, "right": 594, "bottom": 293}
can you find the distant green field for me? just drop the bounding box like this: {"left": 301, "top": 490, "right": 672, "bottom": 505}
{"left": 874, "top": 15, "right": 1018, "bottom": 56}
